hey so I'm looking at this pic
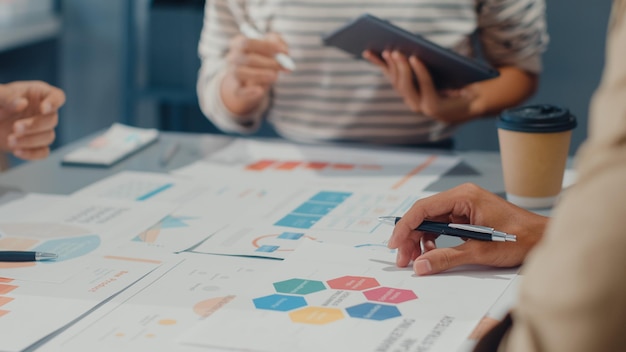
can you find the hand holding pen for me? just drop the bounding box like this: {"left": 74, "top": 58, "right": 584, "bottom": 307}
{"left": 385, "top": 184, "right": 548, "bottom": 276}
{"left": 220, "top": 2, "right": 296, "bottom": 116}
{"left": 238, "top": 23, "right": 296, "bottom": 71}
{"left": 227, "top": 2, "right": 295, "bottom": 71}
{"left": 379, "top": 216, "right": 516, "bottom": 242}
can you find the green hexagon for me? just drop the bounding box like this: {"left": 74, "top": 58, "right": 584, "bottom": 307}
{"left": 273, "top": 278, "right": 326, "bottom": 295}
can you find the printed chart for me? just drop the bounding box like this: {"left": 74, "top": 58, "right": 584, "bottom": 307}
{"left": 182, "top": 242, "right": 518, "bottom": 352}
{"left": 174, "top": 139, "right": 459, "bottom": 191}
{"left": 191, "top": 189, "right": 430, "bottom": 259}
{"left": 0, "top": 254, "right": 169, "bottom": 352}
{"left": 37, "top": 254, "right": 280, "bottom": 352}
{"left": 71, "top": 171, "right": 211, "bottom": 203}
{"left": 0, "top": 195, "right": 175, "bottom": 283}
{"left": 134, "top": 216, "right": 197, "bottom": 243}
{"left": 0, "top": 222, "right": 99, "bottom": 269}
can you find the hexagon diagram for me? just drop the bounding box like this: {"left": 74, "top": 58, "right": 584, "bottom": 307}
{"left": 253, "top": 294, "right": 307, "bottom": 312}
{"left": 289, "top": 307, "right": 345, "bottom": 325}
{"left": 326, "top": 276, "right": 379, "bottom": 291}
{"left": 252, "top": 275, "right": 417, "bottom": 325}
{"left": 273, "top": 278, "right": 326, "bottom": 295}
{"left": 364, "top": 287, "right": 418, "bottom": 304}
{"left": 346, "top": 302, "right": 401, "bottom": 321}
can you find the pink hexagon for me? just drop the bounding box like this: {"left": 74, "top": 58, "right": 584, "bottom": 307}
{"left": 363, "top": 287, "right": 417, "bottom": 304}
{"left": 326, "top": 276, "right": 379, "bottom": 291}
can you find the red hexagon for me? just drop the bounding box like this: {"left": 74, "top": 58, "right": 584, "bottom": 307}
{"left": 326, "top": 276, "right": 379, "bottom": 291}
{"left": 364, "top": 287, "right": 417, "bottom": 304}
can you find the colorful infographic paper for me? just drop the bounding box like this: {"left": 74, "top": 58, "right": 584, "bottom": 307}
{"left": 181, "top": 241, "right": 518, "bottom": 352}
{"left": 37, "top": 254, "right": 281, "bottom": 352}
{"left": 0, "top": 254, "right": 173, "bottom": 352}
{"left": 174, "top": 139, "right": 459, "bottom": 192}
{"left": 192, "top": 189, "right": 436, "bottom": 259}
{"left": 71, "top": 171, "right": 305, "bottom": 252}
{"left": 0, "top": 134, "right": 517, "bottom": 352}
{"left": 0, "top": 194, "right": 175, "bottom": 283}
{"left": 71, "top": 171, "right": 212, "bottom": 203}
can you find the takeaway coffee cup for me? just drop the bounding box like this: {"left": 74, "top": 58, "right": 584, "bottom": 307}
{"left": 497, "top": 104, "right": 577, "bottom": 209}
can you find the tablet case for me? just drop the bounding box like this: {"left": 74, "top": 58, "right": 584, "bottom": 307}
{"left": 322, "top": 13, "right": 500, "bottom": 90}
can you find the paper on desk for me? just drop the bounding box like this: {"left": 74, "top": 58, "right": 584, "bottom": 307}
{"left": 0, "top": 193, "right": 61, "bottom": 214}
{"left": 173, "top": 139, "right": 459, "bottom": 192}
{"left": 180, "top": 241, "right": 518, "bottom": 352}
{"left": 72, "top": 170, "right": 318, "bottom": 252}
{"left": 71, "top": 171, "right": 212, "bottom": 203}
{"left": 61, "top": 123, "right": 158, "bottom": 167}
{"left": 0, "top": 193, "right": 175, "bottom": 283}
{"left": 0, "top": 252, "right": 177, "bottom": 352}
{"left": 191, "top": 189, "right": 435, "bottom": 259}
{"left": 36, "top": 253, "right": 281, "bottom": 352}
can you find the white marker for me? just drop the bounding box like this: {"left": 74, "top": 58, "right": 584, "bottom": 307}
{"left": 227, "top": 2, "right": 296, "bottom": 71}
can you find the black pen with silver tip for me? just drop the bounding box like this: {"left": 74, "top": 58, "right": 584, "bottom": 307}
{"left": 378, "top": 216, "right": 516, "bottom": 242}
{"left": 0, "top": 251, "right": 58, "bottom": 262}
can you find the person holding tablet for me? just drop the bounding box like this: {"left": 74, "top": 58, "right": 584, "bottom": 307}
{"left": 197, "top": 0, "right": 547, "bottom": 147}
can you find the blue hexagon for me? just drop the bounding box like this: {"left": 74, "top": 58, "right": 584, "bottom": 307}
{"left": 346, "top": 302, "right": 401, "bottom": 321}
{"left": 253, "top": 294, "right": 307, "bottom": 312}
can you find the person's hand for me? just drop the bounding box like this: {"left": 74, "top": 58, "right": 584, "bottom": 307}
{"left": 220, "top": 33, "right": 291, "bottom": 116}
{"left": 388, "top": 183, "right": 548, "bottom": 276}
{"left": 0, "top": 81, "right": 65, "bottom": 160}
{"left": 363, "top": 50, "right": 485, "bottom": 124}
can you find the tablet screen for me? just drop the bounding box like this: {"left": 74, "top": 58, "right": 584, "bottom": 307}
{"left": 322, "top": 14, "right": 499, "bottom": 90}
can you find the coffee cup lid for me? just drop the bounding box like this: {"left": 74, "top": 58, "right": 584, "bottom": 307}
{"left": 497, "top": 104, "right": 577, "bottom": 133}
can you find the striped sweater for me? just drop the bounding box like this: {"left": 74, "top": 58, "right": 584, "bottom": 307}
{"left": 197, "top": 0, "right": 547, "bottom": 145}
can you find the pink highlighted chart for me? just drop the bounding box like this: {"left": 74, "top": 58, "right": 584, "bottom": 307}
{"left": 245, "top": 159, "right": 383, "bottom": 173}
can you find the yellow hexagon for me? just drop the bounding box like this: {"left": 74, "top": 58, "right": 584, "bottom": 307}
{"left": 289, "top": 306, "right": 345, "bottom": 325}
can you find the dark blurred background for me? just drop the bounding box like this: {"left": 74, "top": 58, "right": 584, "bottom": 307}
{"left": 0, "top": 0, "right": 612, "bottom": 168}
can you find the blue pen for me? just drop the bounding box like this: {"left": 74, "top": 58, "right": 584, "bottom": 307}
{"left": 378, "top": 216, "right": 516, "bottom": 242}
{"left": 0, "top": 251, "right": 58, "bottom": 262}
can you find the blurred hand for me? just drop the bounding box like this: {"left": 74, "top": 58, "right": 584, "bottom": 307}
{"left": 388, "top": 183, "right": 548, "bottom": 276}
{"left": 0, "top": 81, "right": 65, "bottom": 160}
{"left": 363, "top": 50, "right": 484, "bottom": 124}
{"left": 221, "top": 33, "right": 291, "bottom": 116}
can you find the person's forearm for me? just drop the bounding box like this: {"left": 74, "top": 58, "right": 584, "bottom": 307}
{"left": 470, "top": 66, "right": 538, "bottom": 118}
{"left": 501, "top": 155, "right": 626, "bottom": 352}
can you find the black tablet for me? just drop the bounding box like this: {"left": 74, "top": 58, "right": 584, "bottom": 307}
{"left": 322, "top": 13, "right": 500, "bottom": 90}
